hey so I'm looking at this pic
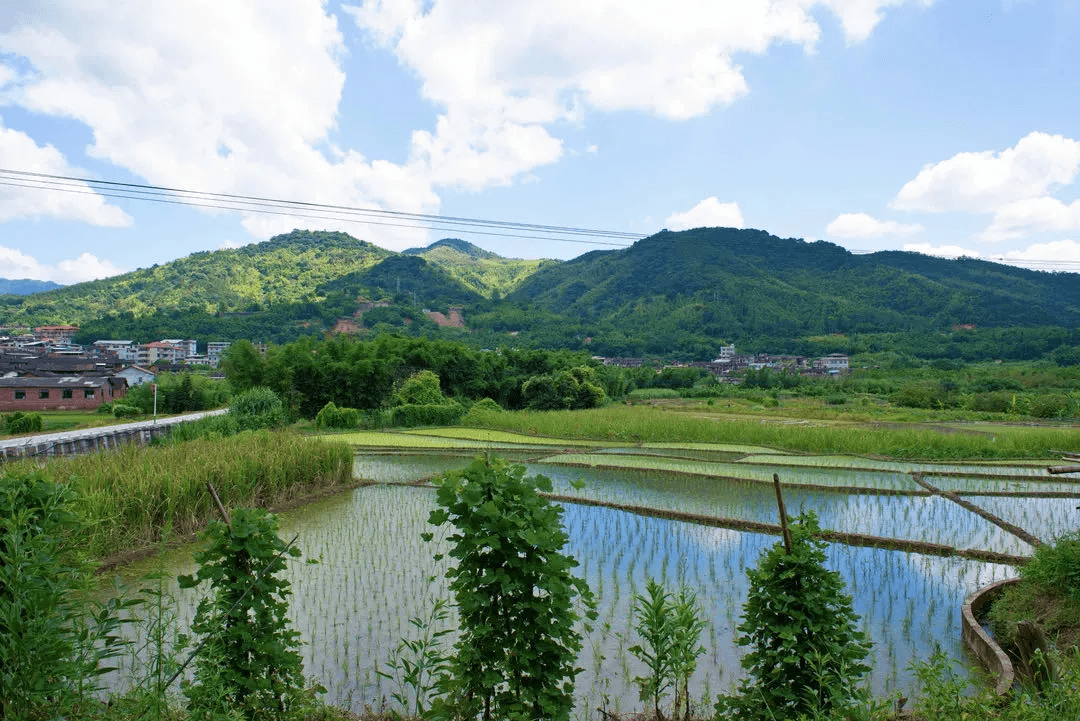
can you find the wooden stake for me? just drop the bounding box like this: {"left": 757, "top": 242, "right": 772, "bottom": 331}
{"left": 1047, "top": 465, "right": 1080, "bottom": 475}
{"left": 773, "top": 473, "right": 793, "bottom": 554}
{"left": 207, "top": 481, "right": 231, "bottom": 529}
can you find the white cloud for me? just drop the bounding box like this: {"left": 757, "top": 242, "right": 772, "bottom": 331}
{"left": 981, "top": 196, "right": 1080, "bottom": 241}
{"left": 826, "top": 212, "right": 921, "bottom": 239}
{"left": 892, "top": 132, "right": 1080, "bottom": 213}
{"left": 665, "top": 197, "right": 744, "bottom": 230}
{"left": 1000, "top": 239, "right": 1080, "bottom": 267}
{"left": 0, "top": 119, "right": 131, "bottom": 226}
{"left": 348, "top": 0, "right": 928, "bottom": 192}
{"left": 902, "top": 242, "right": 982, "bottom": 259}
{"left": 0, "top": 246, "right": 123, "bottom": 283}
{"left": 0, "top": 1, "right": 437, "bottom": 249}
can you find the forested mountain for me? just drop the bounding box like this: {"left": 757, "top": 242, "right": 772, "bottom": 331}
{"left": 0, "top": 230, "right": 389, "bottom": 326}
{"left": 4, "top": 226, "right": 1080, "bottom": 363}
{"left": 506, "top": 228, "right": 1080, "bottom": 339}
{"left": 0, "top": 278, "right": 63, "bottom": 295}
{"left": 404, "top": 238, "right": 552, "bottom": 298}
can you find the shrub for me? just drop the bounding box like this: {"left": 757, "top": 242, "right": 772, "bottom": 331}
{"left": 1028, "top": 394, "right": 1072, "bottom": 419}
{"left": 314, "top": 401, "right": 361, "bottom": 429}
{"left": 3, "top": 411, "right": 43, "bottom": 434}
{"left": 390, "top": 402, "right": 465, "bottom": 428}
{"left": 715, "top": 512, "right": 870, "bottom": 720}
{"left": 461, "top": 398, "right": 503, "bottom": 426}
{"left": 96, "top": 401, "right": 114, "bottom": 414}
{"left": 112, "top": 403, "right": 142, "bottom": 418}
{"left": 230, "top": 386, "right": 285, "bottom": 431}
{"left": 970, "top": 391, "right": 1015, "bottom": 414}
{"left": 427, "top": 457, "right": 596, "bottom": 721}
{"left": 178, "top": 508, "right": 313, "bottom": 719}
{"left": 0, "top": 472, "right": 134, "bottom": 718}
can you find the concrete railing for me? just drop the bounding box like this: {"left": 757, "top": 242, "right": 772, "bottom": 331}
{"left": 962, "top": 577, "right": 1020, "bottom": 696}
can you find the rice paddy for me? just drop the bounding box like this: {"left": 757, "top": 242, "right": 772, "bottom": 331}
{"left": 104, "top": 426, "right": 1079, "bottom": 718}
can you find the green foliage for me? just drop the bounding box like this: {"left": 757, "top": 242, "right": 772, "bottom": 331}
{"left": 112, "top": 403, "right": 142, "bottom": 418}
{"left": 629, "top": 578, "right": 707, "bottom": 721}
{"left": 377, "top": 597, "right": 453, "bottom": 717}
{"left": 427, "top": 456, "right": 596, "bottom": 721}
{"left": 389, "top": 401, "right": 465, "bottom": 427}
{"left": 230, "top": 386, "right": 286, "bottom": 430}
{"left": 395, "top": 369, "right": 449, "bottom": 406}
{"left": 0, "top": 472, "right": 135, "bottom": 718}
{"left": 124, "top": 373, "right": 230, "bottom": 415}
{"left": 178, "top": 508, "right": 314, "bottom": 720}
{"left": 716, "top": 512, "right": 871, "bottom": 720}
{"left": 1016, "top": 530, "right": 1080, "bottom": 604}
{"left": 522, "top": 365, "right": 607, "bottom": 411}
{"left": 2, "top": 410, "right": 42, "bottom": 434}
{"left": 314, "top": 401, "right": 361, "bottom": 429}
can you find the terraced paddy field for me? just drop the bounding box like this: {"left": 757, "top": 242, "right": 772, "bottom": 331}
{"left": 113, "top": 428, "right": 1078, "bottom": 718}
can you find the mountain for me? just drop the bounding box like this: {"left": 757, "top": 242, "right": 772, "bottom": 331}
{"left": 403, "top": 238, "right": 554, "bottom": 298}
{"left": 0, "top": 278, "right": 63, "bottom": 295}
{"left": 4, "top": 226, "right": 1080, "bottom": 362}
{"left": 505, "top": 228, "right": 1080, "bottom": 339}
{"left": 0, "top": 230, "right": 389, "bottom": 326}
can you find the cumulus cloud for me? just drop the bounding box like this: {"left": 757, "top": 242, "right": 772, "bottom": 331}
{"left": 0, "top": 246, "right": 123, "bottom": 283}
{"left": 826, "top": 212, "right": 921, "bottom": 239}
{"left": 0, "top": 0, "right": 437, "bottom": 249}
{"left": 981, "top": 197, "right": 1080, "bottom": 241}
{"left": 892, "top": 132, "right": 1080, "bottom": 213}
{"left": 665, "top": 197, "right": 744, "bottom": 231}
{"left": 348, "top": 0, "right": 928, "bottom": 193}
{"left": 1000, "top": 238, "right": 1080, "bottom": 267}
{"left": 902, "top": 242, "right": 982, "bottom": 259}
{"left": 0, "top": 120, "right": 131, "bottom": 226}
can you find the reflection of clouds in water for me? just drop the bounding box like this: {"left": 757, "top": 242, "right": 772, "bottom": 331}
{"left": 677, "top": 522, "right": 744, "bottom": 551}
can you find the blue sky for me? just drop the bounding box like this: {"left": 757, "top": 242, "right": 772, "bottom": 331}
{"left": 0, "top": 0, "right": 1077, "bottom": 284}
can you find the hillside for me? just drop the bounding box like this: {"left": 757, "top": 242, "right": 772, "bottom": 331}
{"left": 6, "top": 226, "right": 1080, "bottom": 362}
{"left": 0, "top": 278, "right": 63, "bottom": 296}
{"left": 0, "top": 230, "right": 390, "bottom": 326}
{"left": 404, "top": 238, "right": 553, "bottom": 298}
{"left": 505, "top": 228, "right": 1080, "bottom": 340}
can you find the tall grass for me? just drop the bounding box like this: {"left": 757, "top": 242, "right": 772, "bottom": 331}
{"left": 463, "top": 406, "right": 1080, "bottom": 460}
{"left": 3, "top": 430, "right": 353, "bottom": 559}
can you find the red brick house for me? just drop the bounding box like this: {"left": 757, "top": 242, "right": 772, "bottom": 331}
{"left": 0, "top": 376, "right": 127, "bottom": 411}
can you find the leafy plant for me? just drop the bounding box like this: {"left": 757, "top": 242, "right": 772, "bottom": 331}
{"left": 178, "top": 507, "right": 315, "bottom": 720}
{"left": 2, "top": 410, "right": 43, "bottom": 434}
{"left": 629, "top": 578, "right": 706, "bottom": 720}
{"left": 314, "top": 400, "right": 361, "bottom": 429}
{"left": 230, "top": 386, "right": 286, "bottom": 430}
{"left": 426, "top": 455, "right": 596, "bottom": 721}
{"left": 377, "top": 596, "right": 453, "bottom": 717}
{"left": 0, "top": 471, "right": 136, "bottom": 719}
{"left": 715, "top": 511, "right": 871, "bottom": 720}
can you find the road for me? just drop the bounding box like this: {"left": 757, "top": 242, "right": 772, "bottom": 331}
{"left": 0, "top": 408, "right": 228, "bottom": 453}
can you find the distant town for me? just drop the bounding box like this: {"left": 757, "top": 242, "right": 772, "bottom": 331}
{"left": 0, "top": 325, "right": 850, "bottom": 415}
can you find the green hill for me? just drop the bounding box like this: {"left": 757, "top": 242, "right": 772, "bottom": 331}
{"left": 403, "top": 238, "right": 553, "bottom": 298}
{"left": 0, "top": 230, "right": 389, "bottom": 326}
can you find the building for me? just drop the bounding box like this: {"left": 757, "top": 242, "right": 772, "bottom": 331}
{"left": 207, "top": 342, "right": 231, "bottom": 366}
{"left": 161, "top": 339, "right": 198, "bottom": 358}
{"left": 116, "top": 365, "right": 155, "bottom": 387}
{"left": 33, "top": 325, "right": 79, "bottom": 342}
{"left": 0, "top": 376, "right": 127, "bottom": 411}
{"left": 813, "top": 354, "right": 850, "bottom": 374}
{"left": 94, "top": 340, "right": 140, "bottom": 363}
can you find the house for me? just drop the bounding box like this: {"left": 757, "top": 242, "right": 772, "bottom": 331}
{"left": 207, "top": 342, "right": 231, "bottom": 366}
{"left": 94, "top": 340, "right": 140, "bottom": 363}
{"left": 813, "top": 354, "right": 850, "bottom": 374}
{"left": 116, "top": 365, "right": 155, "bottom": 387}
{"left": 0, "top": 376, "right": 127, "bottom": 411}
{"left": 33, "top": 325, "right": 79, "bottom": 342}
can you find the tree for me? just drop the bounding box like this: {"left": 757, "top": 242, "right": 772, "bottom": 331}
{"left": 427, "top": 457, "right": 596, "bottom": 721}
{"left": 221, "top": 340, "right": 265, "bottom": 391}
{"left": 716, "top": 512, "right": 870, "bottom": 720}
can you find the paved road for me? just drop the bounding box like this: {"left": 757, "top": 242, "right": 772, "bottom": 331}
{"left": 0, "top": 408, "right": 228, "bottom": 452}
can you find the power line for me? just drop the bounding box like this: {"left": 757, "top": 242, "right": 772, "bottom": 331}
{"left": 1, "top": 167, "right": 1078, "bottom": 271}
{"left": 0, "top": 168, "right": 644, "bottom": 248}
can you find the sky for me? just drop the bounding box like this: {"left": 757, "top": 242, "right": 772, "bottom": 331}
{"left": 0, "top": 0, "right": 1078, "bottom": 284}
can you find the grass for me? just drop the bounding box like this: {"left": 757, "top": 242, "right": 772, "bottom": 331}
{"left": 461, "top": 405, "right": 1080, "bottom": 460}
{"left": 4, "top": 429, "right": 354, "bottom": 559}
